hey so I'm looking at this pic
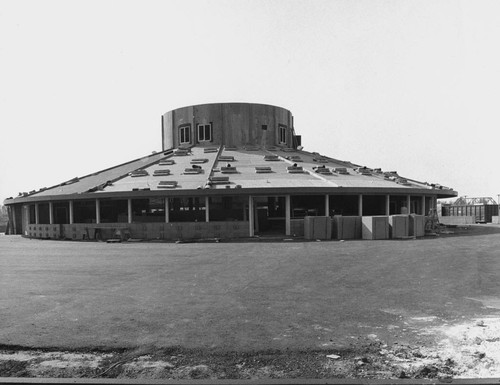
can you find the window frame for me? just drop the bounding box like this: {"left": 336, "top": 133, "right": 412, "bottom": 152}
{"left": 279, "top": 124, "right": 287, "bottom": 144}
{"left": 179, "top": 124, "right": 191, "bottom": 145}
{"left": 197, "top": 123, "right": 213, "bottom": 142}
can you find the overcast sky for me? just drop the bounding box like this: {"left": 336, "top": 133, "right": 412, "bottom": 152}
{"left": 1, "top": 0, "right": 499, "bottom": 203}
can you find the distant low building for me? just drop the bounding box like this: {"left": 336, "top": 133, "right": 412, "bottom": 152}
{"left": 441, "top": 197, "right": 499, "bottom": 224}
{"left": 3, "top": 102, "right": 457, "bottom": 240}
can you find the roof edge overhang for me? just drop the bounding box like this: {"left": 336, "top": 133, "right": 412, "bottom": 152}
{"left": 3, "top": 187, "right": 458, "bottom": 205}
{"left": 169, "top": 101, "right": 290, "bottom": 113}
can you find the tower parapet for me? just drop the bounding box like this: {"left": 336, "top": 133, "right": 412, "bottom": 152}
{"left": 161, "top": 102, "right": 298, "bottom": 150}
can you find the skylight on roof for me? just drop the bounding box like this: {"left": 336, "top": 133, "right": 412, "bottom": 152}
{"left": 333, "top": 167, "right": 349, "bottom": 175}
{"left": 158, "top": 181, "right": 178, "bottom": 188}
{"left": 287, "top": 166, "right": 304, "bottom": 173}
{"left": 174, "top": 149, "right": 190, "bottom": 156}
{"left": 210, "top": 176, "right": 230, "bottom": 184}
{"left": 218, "top": 155, "right": 235, "bottom": 162}
{"left": 130, "top": 169, "right": 149, "bottom": 177}
{"left": 314, "top": 167, "right": 333, "bottom": 175}
{"left": 159, "top": 159, "right": 175, "bottom": 165}
{"left": 191, "top": 158, "right": 208, "bottom": 164}
{"left": 183, "top": 168, "right": 203, "bottom": 175}
{"left": 221, "top": 166, "right": 237, "bottom": 174}
{"left": 153, "top": 169, "right": 171, "bottom": 176}
{"left": 255, "top": 166, "right": 272, "bottom": 173}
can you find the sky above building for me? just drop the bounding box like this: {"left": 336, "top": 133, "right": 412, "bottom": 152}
{"left": 1, "top": 0, "right": 499, "bottom": 203}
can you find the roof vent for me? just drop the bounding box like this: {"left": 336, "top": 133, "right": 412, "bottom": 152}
{"left": 210, "top": 176, "right": 230, "bottom": 184}
{"left": 244, "top": 146, "right": 260, "bottom": 151}
{"left": 191, "top": 158, "right": 208, "bottom": 164}
{"left": 130, "top": 169, "right": 149, "bottom": 177}
{"left": 204, "top": 147, "right": 219, "bottom": 153}
{"left": 224, "top": 146, "right": 237, "bottom": 151}
{"left": 174, "top": 148, "right": 190, "bottom": 156}
{"left": 159, "top": 159, "right": 175, "bottom": 166}
{"left": 315, "top": 167, "right": 333, "bottom": 175}
{"left": 333, "top": 167, "right": 349, "bottom": 175}
{"left": 396, "top": 178, "right": 411, "bottom": 186}
{"left": 218, "top": 155, "right": 235, "bottom": 162}
{"left": 183, "top": 168, "right": 203, "bottom": 175}
{"left": 355, "top": 167, "right": 372, "bottom": 176}
{"left": 281, "top": 148, "right": 296, "bottom": 152}
{"left": 287, "top": 155, "right": 303, "bottom": 162}
{"left": 313, "top": 157, "right": 330, "bottom": 163}
{"left": 153, "top": 169, "right": 171, "bottom": 176}
{"left": 266, "top": 146, "right": 279, "bottom": 151}
{"left": 221, "top": 166, "right": 238, "bottom": 174}
{"left": 287, "top": 166, "right": 305, "bottom": 174}
{"left": 264, "top": 155, "right": 280, "bottom": 161}
{"left": 158, "top": 181, "right": 178, "bottom": 188}
{"left": 62, "top": 177, "right": 79, "bottom": 186}
{"left": 255, "top": 166, "right": 272, "bottom": 173}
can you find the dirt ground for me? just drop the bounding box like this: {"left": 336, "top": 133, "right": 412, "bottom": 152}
{"left": 2, "top": 316, "right": 500, "bottom": 380}
{"left": 1, "top": 225, "right": 500, "bottom": 380}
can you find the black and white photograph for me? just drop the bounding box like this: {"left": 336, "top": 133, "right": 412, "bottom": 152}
{"left": 2, "top": 0, "right": 500, "bottom": 381}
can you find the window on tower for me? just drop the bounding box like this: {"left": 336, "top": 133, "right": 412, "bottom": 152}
{"left": 197, "top": 123, "right": 212, "bottom": 142}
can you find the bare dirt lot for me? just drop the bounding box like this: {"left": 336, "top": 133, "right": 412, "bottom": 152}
{"left": 1, "top": 225, "right": 500, "bottom": 379}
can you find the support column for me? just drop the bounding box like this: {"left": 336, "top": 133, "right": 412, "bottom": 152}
{"left": 325, "top": 194, "right": 330, "bottom": 216}
{"left": 205, "top": 196, "right": 210, "bottom": 222}
{"left": 422, "top": 196, "right": 426, "bottom": 216}
{"left": 12, "top": 206, "right": 17, "bottom": 234}
{"left": 35, "top": 203, "right": 39, "bottom": 224}
{"left": 385, "top": 195, "right": 390, "bottom": 216}
{"left": 165, "top": 198, "right": 170, "bottom": 223}
{"left": 407, "top": 195, "right": 411, "bottom": 214}
{"left": 49, "top": 202, "right": 54, "bottom": 225}
{"left": 69, "top": 201, "right": 74, "bottom": 224}
{"left": 248, "top": 196, "right": 254, "bottom": 237}
{"left": 127, "top": 198, "right": 132, "bottom": 224}
{"left": 358, "top": 194, "right": 363, "bottom": 216}
{"left": 95, "top": 199, "right": 101, "bottom": 224}
{"left": 285, "top": 195, "right": 291, "bottom": 236}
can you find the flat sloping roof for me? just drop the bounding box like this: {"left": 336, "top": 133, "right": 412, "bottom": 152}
{"left": 5, "top": 145, "right": 457, "bottom": 204}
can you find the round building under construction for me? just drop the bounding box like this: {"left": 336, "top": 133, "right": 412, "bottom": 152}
{"left": 3, "top": 102, "right": 457, "bottom": 241}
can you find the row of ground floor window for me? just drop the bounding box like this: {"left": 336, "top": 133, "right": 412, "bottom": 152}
{"left": 17, "top": 193, "right": 436, "bottom": 237}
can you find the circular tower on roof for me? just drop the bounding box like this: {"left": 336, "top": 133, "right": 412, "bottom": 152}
{"left": 161, "top": 103, "right": 298, "bottom": 150}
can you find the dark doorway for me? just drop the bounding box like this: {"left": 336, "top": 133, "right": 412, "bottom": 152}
{"left": 253, "top": 196, "right": 286, "bottom": 236}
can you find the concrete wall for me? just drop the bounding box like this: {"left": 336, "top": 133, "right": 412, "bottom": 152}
{"left": 162, "top": 103, "right": 293, "bottom": 150}
{"left": 26, "top": 222, "right": 249, "bottom": 241}
{"left": 439, "top": 216, "right": 475, "bottom": 225}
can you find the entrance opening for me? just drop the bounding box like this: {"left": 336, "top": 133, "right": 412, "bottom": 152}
{"left": 53, "top": 202, "right": 69, "bottom": 224}
{"left": 253, "top": 196, "right": 286, "bottom": 236}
